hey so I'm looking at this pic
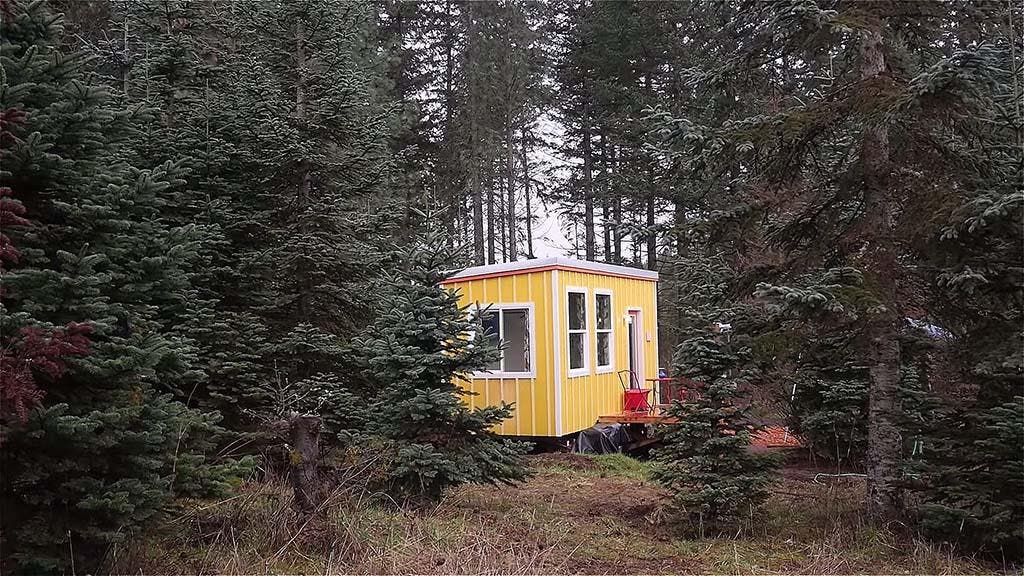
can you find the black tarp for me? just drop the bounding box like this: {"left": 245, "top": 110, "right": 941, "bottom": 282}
{"left": 572, "top": 424, "right": 631, "bottom": 454}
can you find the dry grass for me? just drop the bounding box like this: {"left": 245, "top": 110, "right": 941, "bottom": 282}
{"left": 111, "top": 454, "right": 1000, "bottom": 575}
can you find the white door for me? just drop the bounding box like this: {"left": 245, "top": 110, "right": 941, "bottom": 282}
{"left": 627, "top": 310, "right": 643, "bottom": 388}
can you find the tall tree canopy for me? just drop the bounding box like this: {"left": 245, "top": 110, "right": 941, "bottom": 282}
{"left": 646, "top": 0, "right": 1021, "bottom": 549}
{"left": 2, "top": 0, "right": 1020, "bottom": 570}
{"left": 1, "top": 2, "right": 246, "bottom": 572}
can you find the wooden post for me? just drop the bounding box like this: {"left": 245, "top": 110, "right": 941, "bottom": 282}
{"left": 288, "top": 413, "right": 322, "bottom": 514}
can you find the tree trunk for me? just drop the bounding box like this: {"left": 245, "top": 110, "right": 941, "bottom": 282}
{"left": 498, "top": 172, "right": 507, "bottom": 261}
{"left": 641, "top": 72, "right": 657, "bottom": 270}
{"left": 867, "top": 319, "right": 902, "bottom": 519}
{"left": 502, "top": 9, "right": 518, "bottom": 263}
{"left": 609, "top": 145, "right": 621, "bottom": 263}
{"left": 521, "top": 127, "right": 534, "bottom": 258}
{"left": 674, "top": 196, "right": 687, "bottom": 258}
{"left": 674, "top": 189, "right": 688, "bottom": 337}
{"left": 467, "top": 14, "right": 484, "bottom": 265}
{"left": 646, "top": 195, "right": 656, "bottom": 270}
{"left": 442, "top": 0, "right": 456, "bottom": 246}
{"left": 471, "top": 148, "right": 484, "bottom": 264}
{"left": 505, "top": 116, "right": 517, "bottom": 261}
{"left": 612, "top": 195, "right": 622, "bottom": 263}
{"left": 121, "top": 15, "right": 130, "bottom": 98}
{"left": 486, "top": 160, "right": 496, "bottom": 264}
{"left": 295, "top": 18, "right": 313, "bottom": 323}
{"left": 582, "top": 93, "right": 596, "bottom": 261}
{"left": 602, "top": 199, "right": 611, "bottom": 261}
{"left": 859, "top": 13, "right": 903, "bottom": 522}
{"left": 288, "top": 414, "right": 322, "bottom": 514}
{"left": 599, "top": 132, "right": 611, "bottom": 261}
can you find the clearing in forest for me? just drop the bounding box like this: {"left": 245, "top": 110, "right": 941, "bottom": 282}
{"left": 116, "top": 454, "right": 996, "bottom": 575}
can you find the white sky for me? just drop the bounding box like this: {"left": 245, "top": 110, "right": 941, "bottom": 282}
{"left": 531, "top": 207, "right": 573, "bottom": 257}
{"left": 526, "top": 113, "right": 575, "bottom": 258}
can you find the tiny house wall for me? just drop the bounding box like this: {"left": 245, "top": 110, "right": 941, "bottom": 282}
{"left": 555, "top": 270, "right": 658, "bottom": 436}
{"left": 442, "top": 258, "right": 658, "bottom": 438}
{"left": 444, "top": 269, "right": 556, "bottom": 436}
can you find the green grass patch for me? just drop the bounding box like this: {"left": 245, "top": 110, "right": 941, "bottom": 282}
{"left": 530, "top": 453, "right": 651, "bottom": 480}
{"left": 590, "top": 453, "right": 651, "bottom": 479}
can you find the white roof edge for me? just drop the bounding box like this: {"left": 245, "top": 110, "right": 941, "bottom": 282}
{"left": 445, "top": 257, "right": 658, "bottom": 281}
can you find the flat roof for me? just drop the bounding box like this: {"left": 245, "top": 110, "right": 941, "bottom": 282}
{"left": 441, "top": 257, "right": 658, "bottom": 283}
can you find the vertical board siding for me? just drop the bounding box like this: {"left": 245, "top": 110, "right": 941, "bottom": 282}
{"left": 556, "top": 271, "right": 659, "bottom": 436}
{"left": 445, "top": 267, "right": 658, "bottom": 438}
{"left": 445, "top": 270, "right": 554, "bottom": 436}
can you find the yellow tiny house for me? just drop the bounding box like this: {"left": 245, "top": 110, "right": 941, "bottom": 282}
{"left": 440, "top": 257, "right": 659, "bottom": 437}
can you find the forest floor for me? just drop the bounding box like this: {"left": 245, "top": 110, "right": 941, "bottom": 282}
{"left": 115, "top": 453, "right": 1000, "bottom": 575}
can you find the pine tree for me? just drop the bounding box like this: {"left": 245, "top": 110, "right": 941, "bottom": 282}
{"left": 0, "top": 3, "right": 246, "bottom": 572}
{"left": 647, "top": 0, "right": 1021, "bottom": 528}
{"left": 348, "top": 232, "right": 530, "bottom": 502}
{"left": 222, "top": 0, "right": 396, "bottom": 410}
{"left": 652, "top": 251, "right": 779, "bottom": 536}
{"left": 908, "top": 19, "right": 1023, "bottom": 556}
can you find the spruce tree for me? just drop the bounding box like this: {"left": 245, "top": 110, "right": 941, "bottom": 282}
{"left": 647, "top": 0, "right": 1021, "bottom": 531}
{"left": 0, "top": 3, "right": 245, "bottom": 572}
{"left": 73, "top": 0, "right": 402, "bottom": 428}
{"left": 106, "top": 0, "right": 270, "bottom": 426}
{"left": 348, "top": 233, "right": 529, "bottom": 502}
{"left": 652, "top": 253, "right": 779, "bottom": 536}
{"left": 909, "top": 26, "right": 1023, "bottom": 557}
{"left": 214, "top": 0, "right": 396, "bottom": 423}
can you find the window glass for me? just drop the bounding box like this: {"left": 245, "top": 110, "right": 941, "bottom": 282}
{"left": 595, "top": 294, "right": 611, "bottom": 330}
{"left": 568, "top": 290, "right": 587, "bottom": 372}
{"left": 595, "top": 293, "right": 612, "bottom": 369}
{"left": 569, "top": 333, "right": 585, "bottom": 370}
{"left": 596, "top": 332, "right": 610, "bottom": 367}
{"left": 474, "top": 307, "right": 531, "bottom": 374}
{"left": 568, "top": 292, "right": 586, "bottom": 330}
{"left": 480, "top": 310, "right": 501, "bottom": 371}
{"left": 502, "top": 309, "right": 530, "bottom": 372}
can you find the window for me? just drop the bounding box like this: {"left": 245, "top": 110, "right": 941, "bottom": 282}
{"left": 473, "top": 305, "right": 533, "bottom": 377}
{"left": 567, "top": 289, "right": 588, "bottom": 374}
{"left": 501, "top": 309, "right": 530, "bottom": 372}
{"left": 478, "top": 310, "right": 501, "bottom": 371}
{"left": 595, "top": 292, "right": 612, "bottom": 371}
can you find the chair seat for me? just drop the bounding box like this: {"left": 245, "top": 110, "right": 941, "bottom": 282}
{"left": 623, "top": 388, "right": 653, "bottom": 412}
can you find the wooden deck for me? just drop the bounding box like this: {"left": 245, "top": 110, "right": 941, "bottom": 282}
{"left": 596, "top": 406, "right": 678, "bottom": 425}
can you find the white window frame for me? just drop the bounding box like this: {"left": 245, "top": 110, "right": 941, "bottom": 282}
{"left": 566, "top": 287, "right": 589, "bottom": 377}
{"left": 469, "top": 303, "right": 536, "bottom": 379}
{"left": 594, "top": 289, "right": 614, "bottom": 374}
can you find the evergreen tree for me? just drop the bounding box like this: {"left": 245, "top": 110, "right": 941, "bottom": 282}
{"left": 348, "top": 233, "right": 529, "bottom": 502}
{"left": 388, "top": 0, "right": 547, "bottom": 264}
{"left": 0, "top": 2, "right": 246, "bottom": 572}
{"left": 547, "top": 0, "right": 679, "bottom": 268}
{"left": 909, "top": 21, "right": 1023, "bottom": 556}
{"left": 652, "top": 252, "right": 779, "bottom": 536}
{"left": 220, "top": 0, "right": 396, "bottom": 420}
{"left": 654, "top": 372, "right": 779, "bottom": 537}
{"left": 74, "top": 0, "right": 401, "bottom": 428}
{"left": 91, "top": 0, "right": 273, "bottom": 426}
{"left": 648, "top": 0, "right": 1021, "bottom": 528}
